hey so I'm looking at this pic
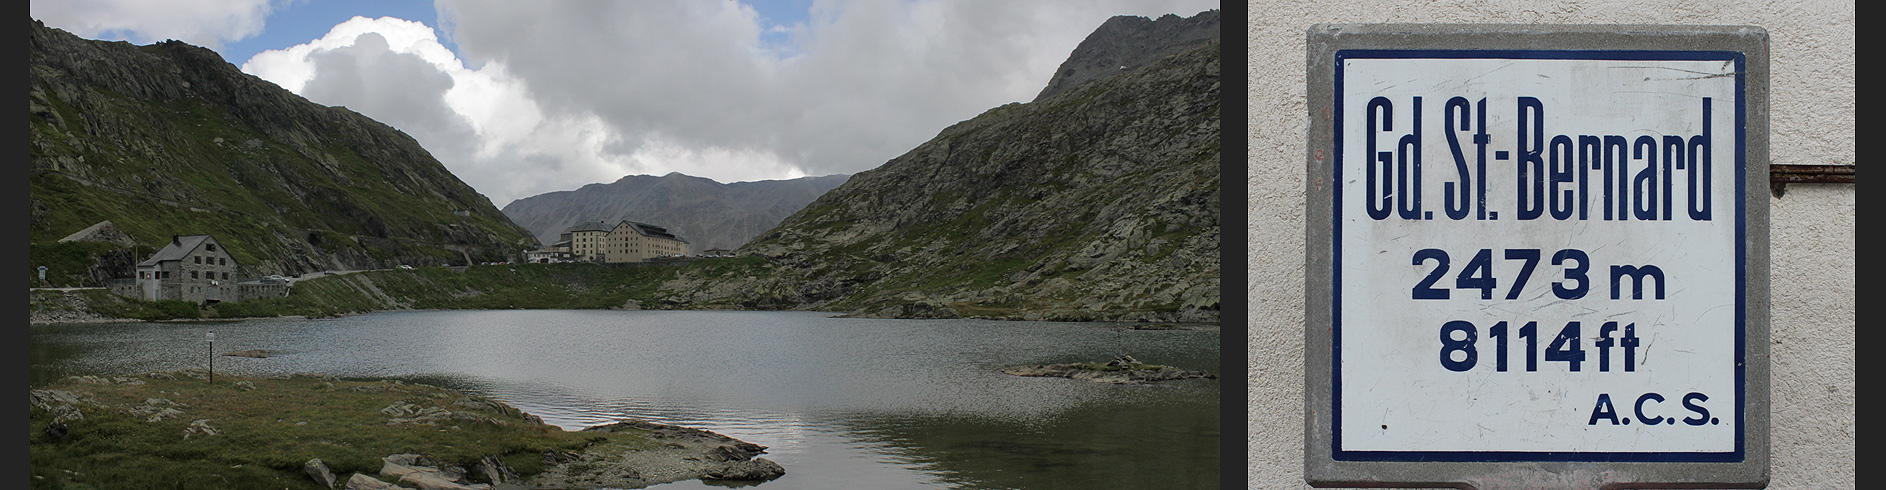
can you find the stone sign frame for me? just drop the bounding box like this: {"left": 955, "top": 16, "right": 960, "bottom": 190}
{"left": 1303, "top": 24, "right": 1770, "bottom": 489}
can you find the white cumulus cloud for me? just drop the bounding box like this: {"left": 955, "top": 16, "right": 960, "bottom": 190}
{"left": 236, "top": 1, "right": 1219, "bottom": 208}
{"left": 31, "top": 0, "right": 278, "bottom": 50}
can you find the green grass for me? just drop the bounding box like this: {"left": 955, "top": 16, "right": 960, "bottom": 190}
{"left": 28, "top": 373, "right": 655, "bottom": 490}
{"left": 29, "top": 86, "right": 534, "bottom": 279}
{"left": 32, "top": 262, "right": 760, "bottom": 322}
{"left": 27, "top": 241, "right": 149, "bottom": 288}
{"left": 234, "top": 263, "right": 686, "bottom": 316}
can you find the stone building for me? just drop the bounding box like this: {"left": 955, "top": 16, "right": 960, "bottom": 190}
{"left": 526, "top": 239, "right": 574, "bottom": 263}
{"left": 559, "top": 220, "right": 690, "bottom": 263}
{"left": 134, "top": 235, "right": 238, "bottom": 303}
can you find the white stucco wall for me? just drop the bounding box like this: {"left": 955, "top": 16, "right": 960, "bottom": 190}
{"left": 1246, "top": 1, "right": 1853, "bottom": 489}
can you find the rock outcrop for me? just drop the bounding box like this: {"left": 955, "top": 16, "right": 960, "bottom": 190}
{"left": 28, "top": 19, "right": 535, "bottom": 278}
{"left": 1002, "top": 354, "right": 1216, "bottom": 384}
{"left": 511, "top": 419, "right": 785, "bottom": 488}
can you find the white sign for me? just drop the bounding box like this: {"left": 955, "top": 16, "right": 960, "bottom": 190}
{"left": 1333, "top": 51, "right": 1744, "bottom": 460}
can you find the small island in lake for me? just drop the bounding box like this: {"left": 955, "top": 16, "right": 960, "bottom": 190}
{"left": 1001, "top": 354, "right": 1216, "bottom": 384}
{"left": 28, "top": 372, "right": 782, "bottom": 489}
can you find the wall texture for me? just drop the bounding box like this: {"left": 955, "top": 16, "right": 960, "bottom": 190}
{"left": 1246, "top": 1, "right": 1853, "bottom": 489}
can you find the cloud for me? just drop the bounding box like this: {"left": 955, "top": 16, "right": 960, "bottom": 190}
{"left": 30, "top": 0, "right": 278, "bottom": 50}
{"left": 236, "top": 1, "right": 1218, "bottom": 207}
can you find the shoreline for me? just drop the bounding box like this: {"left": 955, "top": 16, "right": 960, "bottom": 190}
{"left": 30, "top": 298, "right": 1221, "bottom": 328}
{"left": 28, "top": 371, "right": 784, "bottom": 489}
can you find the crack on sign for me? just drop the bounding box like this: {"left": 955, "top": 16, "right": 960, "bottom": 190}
{"left": 1617, "top": 90, "right": 1717, "bottom": 99}
{"left": 1609, "top": 65, "right": 1741, "bottom": 80}
{"left": 1459, "top": 61, "right": 1518, "bottom": 86}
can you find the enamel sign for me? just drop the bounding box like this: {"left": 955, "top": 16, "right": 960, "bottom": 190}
{"left": 1331, "top": 50, "right": 1746, "bottom": 461}
{"left": 1305, "top": 26, "right": 1769, "bottom": 488}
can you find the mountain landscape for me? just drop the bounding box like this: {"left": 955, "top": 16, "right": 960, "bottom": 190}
{"left": 27, "top": 9, "right": 1222, "bottom": 490}
{"left": 656, "top": 10, "right": 1221, "bottom": 322}
{"left": 27, "top": 19, "right": 535, "bottom": 284}
{"left": 28, "top": 9, "right": 1220, "bottom": 324}
{"left": 500, "top": 172, "right": 849, "bottom": 251}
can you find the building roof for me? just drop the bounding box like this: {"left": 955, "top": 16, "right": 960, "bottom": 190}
{"left": 564, "top": 221, "right": 611, "bottom": 233}
{"left": 619, "top": 221, "right": 686, "bottom": 243}
{"left": 138, "top": 235, "right": 225, "bottom": 267}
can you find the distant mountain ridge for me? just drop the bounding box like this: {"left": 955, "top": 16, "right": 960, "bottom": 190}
{"left": 501, "top": 173, "right": 849, "bottom": 251}
{"left": 28, "top": 19, "right": 535, "bottom": 279}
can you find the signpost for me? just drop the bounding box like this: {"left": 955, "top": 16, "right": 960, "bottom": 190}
{"left": 207, "top": 330, "right": 215, "bottom": 384}
{"left": 1305, "top": 25, "right": 1768, "bottom": 489}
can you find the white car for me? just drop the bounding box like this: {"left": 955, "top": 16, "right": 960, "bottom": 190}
{"left": 398, "top": 265, "right": 413, "bottom": 270}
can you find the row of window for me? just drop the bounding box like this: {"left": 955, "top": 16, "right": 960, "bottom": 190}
{"left": 140, "top": 270, "right": 230, "bottom": 280}
{"left": 194, "top": 255, "right": 228, "bottom": 266}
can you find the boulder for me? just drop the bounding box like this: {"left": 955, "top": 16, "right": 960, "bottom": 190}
{"left": 379, "top": 454, "right": 476, "bottom": 489}
{"left": 30, "top": 390, "right": 91, "bottom": 411}
{"left": 44, "top": 420, "right": 69, "bottom": 440}
{"left": 346, "top": 473, "right": 414, "bottom": 490}
{"left": 470, "top": 455, "right": 516, "bottom": 485}
{"left": 182, "top": 419, "right": 217, "bottom": 439}
{"left": 305, "top": 458, "right": 338, "bottom": 488}
{"left": 51, "top": 404, "right": 84, "bottom": 425}
{"left": 397, "top": 471, "right": 478, "bottom": 490}
{"left": 705, "top": 443, "right": 766, "bottom": 462}
{"left": 702, "top": 457, "right": 785, "bottom": 481}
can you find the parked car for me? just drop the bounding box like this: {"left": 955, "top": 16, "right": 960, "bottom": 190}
{"left": 398, "top": 265, "right": 413, "bottom": 270}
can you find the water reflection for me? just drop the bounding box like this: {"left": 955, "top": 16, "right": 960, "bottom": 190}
{"left": 30, "top": 310, "right": 1218, "bottom": 489}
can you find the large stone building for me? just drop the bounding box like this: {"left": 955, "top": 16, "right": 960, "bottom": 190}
{"left": 134, "top": 235, "right": 239, "bottom": 303}
{"left": 559, "top": 220, "right": 690, "bottom": 263}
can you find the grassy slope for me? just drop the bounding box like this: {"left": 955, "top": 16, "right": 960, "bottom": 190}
{"left": 29, "top": 260, "right": 786, "bottom": 322}
{"left": 30, "top": 33, "right": 534, "bottom": 283}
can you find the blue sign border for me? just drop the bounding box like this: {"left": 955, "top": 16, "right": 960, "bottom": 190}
{"left": 1330, "top": 49, "right": 1747, "bottom": 463}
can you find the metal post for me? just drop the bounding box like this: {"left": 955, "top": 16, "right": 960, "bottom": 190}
{"left": 207, "top": 331, "right": 215, "bottom": 384}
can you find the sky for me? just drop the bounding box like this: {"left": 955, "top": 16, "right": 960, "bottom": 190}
{"left": 31, "top": 0, "right": 1221, "bottom": 207}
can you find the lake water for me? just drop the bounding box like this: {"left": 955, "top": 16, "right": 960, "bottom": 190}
{"left": 29, "top": 310, "right": 1220, "bottom": 489}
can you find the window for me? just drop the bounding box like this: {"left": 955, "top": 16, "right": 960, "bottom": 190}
{"left": 191, "top": 271, "right": 199, "bottom": 279}
{"left": 222, "top": 272, "right": 229, "bottom": 280}
{"left": 206, "top": 244, "right": 216, "bottom": 252}
{"left": 219, "top": 258, "right": 226, "bottom": 266}
{"left": 195, "top": 256, "right": 202, "bottom": 264}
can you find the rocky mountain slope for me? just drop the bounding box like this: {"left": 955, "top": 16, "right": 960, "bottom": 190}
{"left": 28, "top": 19, "right": 535, "bottom": 282}
{"left": 501, "top": 173, "right": 848, "bottom": 251}
{"left": 661, "top": 11, "right": 1220, "bottom": 322}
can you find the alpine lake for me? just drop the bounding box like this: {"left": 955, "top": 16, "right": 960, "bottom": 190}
{"left": 29, "top": 309, "right": 1220, "bottom": 489}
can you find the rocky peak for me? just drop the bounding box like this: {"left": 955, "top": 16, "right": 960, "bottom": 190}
{"left": 1031, "top": 9, "right": 1219, "bottom": 102}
